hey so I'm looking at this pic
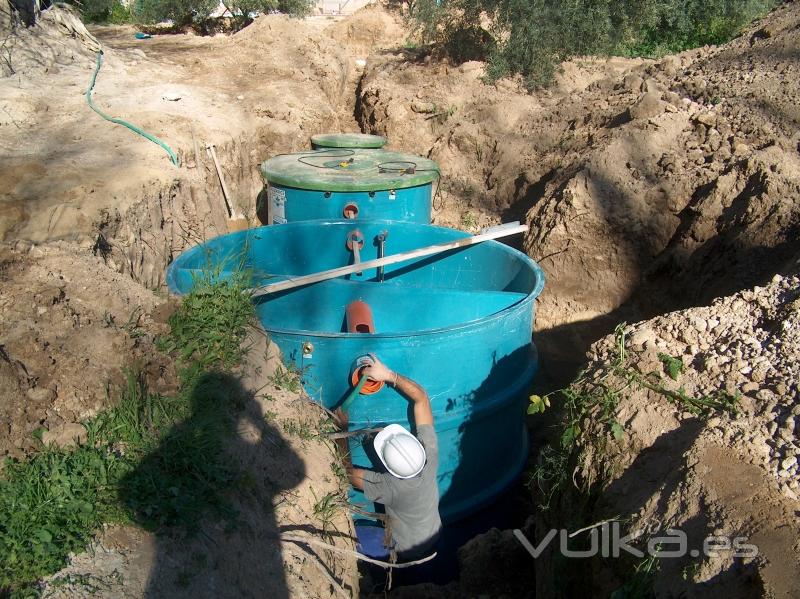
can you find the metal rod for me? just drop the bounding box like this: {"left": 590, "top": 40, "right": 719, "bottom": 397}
{"left": 376, "top": 230, "right": 388, "bottom": 282}
{"left": 250, "top": 223, "right": 528, "bottom": 297}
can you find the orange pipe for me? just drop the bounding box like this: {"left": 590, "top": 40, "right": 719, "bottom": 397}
{"left": 346, "top": 301, "right": 383, "bottom": 394}
{"left": 346, "top": 300, "right": 374, "bottom": 334}
{"left": 350, "top": 358, "right": 384, "bottom": 395}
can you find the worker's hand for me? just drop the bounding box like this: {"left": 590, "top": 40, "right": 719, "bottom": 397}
{"left": 333, "top": 408, "right": 349, "bottom": 431}
{"left": 363, "top": 355, "right": 395, "bottom": 383}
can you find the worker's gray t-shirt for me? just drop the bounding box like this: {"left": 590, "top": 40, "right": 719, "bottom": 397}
{"left": 361, "top": 424, "right": 442, "bottom": 558}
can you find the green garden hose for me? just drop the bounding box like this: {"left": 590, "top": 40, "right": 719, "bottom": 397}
{"left": 339, "top": 375, "right": 368, "bottom": 413}
{"left": 86, "top": 50, "right": 179, "bottom": 166}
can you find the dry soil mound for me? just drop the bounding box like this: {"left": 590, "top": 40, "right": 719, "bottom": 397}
{"left": 355, "top": 2, "right": 800, "bottom": 378}
{"left": 553, "top": 271, "right": 800, "bottom": 598}
{"left": 0, "top": 240, "right": 162, "bottom": 461}
{"left": 0, "top": 0, "right": 100, "bottom": 77}
{"left": 325, "top": 2, "right": 407, "bottom": 57}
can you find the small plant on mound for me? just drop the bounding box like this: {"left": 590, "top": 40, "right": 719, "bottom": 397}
{"left": 531, "top": 326, "right": 738, "bottom": 450}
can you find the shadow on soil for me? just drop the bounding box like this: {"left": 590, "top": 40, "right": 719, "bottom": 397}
{"left": 120, "top": 372, "right": 305, "bottom": 599}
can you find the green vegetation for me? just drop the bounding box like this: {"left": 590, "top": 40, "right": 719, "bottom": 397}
{"left": 156, "top": 269, "right": 254, "bottom": 378}
{"left": 268, "top": 364, "right": 303, "bottom": 394}
{"left": 69, "top": 0, "right": 133, "bottom": 23}
{"left": 67, "top": 0, "right": 312, "bottom": 28}
{"left": 460, "top": 210, "right": 477, "bottom": 230}
{"left": 527, "top": 324, "right": 739, "bottom": 509}
{"left": 525, "top": 323, "right": 738, "bottom": 596}
{"left": 133, "top": 0, "right": 220, "bottom": 27}
{"left": 528, "top": 323, "right": 738, "bottom": 599}
{"left": 610, "top": 552, "right": 660, "bottom": 599}
{"left": 219, "top": 0, "right": 315, "bottom": 28}
{"left": 310, "top": 488, "right": 345, "bottom": 537}
{"left": 0, "top": 270, "right": 254, "bottom": 596}
{"left": 410, "top": 0, "right": 779, "bottom": 87}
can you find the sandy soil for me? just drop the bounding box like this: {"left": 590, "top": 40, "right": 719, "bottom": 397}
{"left": 355, "top": 1, "right": 800, "bottom": 381}
{"left": 1, "top": 3, "right": 403, "bottom": 596}
{"left": 3, "top": 0, "right": 800, "bottom": 596}
{"left": 0, "top": 241, "right": 163, "bottom": 460}
{"left": 41, "top": 331, "right": 359, "bottom": 599}
{"left": 1, "top": 3, "right": 405, "bottom": 287}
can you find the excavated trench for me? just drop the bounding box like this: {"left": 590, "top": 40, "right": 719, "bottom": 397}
{"left": 87, "top": 64, "right": 541, "bottom": 589}
{"left": 89, "top": 32, "right": 800, "bottom": 592}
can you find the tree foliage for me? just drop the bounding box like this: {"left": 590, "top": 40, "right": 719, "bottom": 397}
{"left": 70, "top": 0, "right": 312, "bottom": 28}
{"left": 410, "top": 0, "right": 779, "bottom": 88}
{"left": 220, "top": 0, "right": 314, "bottom": 28}
{"left": 133, "top": 0, "right": 218, "bottom": 26}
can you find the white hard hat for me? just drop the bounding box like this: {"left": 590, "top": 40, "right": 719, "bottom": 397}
{"left": 373, "top": 424, "right": 427, "bottom": 479}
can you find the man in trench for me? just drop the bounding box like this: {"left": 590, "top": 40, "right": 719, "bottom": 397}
{"left": 334, "top": 355, "right": 442, "bottom": 562}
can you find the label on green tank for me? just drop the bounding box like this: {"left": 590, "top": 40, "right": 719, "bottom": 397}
{"left": 268, "top": 186, "right": 286, "bottom": 224}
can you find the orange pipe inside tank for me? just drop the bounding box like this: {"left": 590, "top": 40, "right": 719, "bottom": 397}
{"left": 346, "top": 300, "right": 375, "bottom": 333}
{"left": 346, "top": 301, "right": 383, "bottom": 394}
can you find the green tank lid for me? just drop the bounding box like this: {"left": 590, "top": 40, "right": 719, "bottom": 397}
{"left": 311, "top": 133, "right": 387, "bottom": 149}
{"left": 261, "top": 149, "right": 440, "bottom": 192}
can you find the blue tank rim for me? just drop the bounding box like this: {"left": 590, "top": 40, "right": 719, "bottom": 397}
{"left": 167, "top": 220, "right": 545, "bottom": 338}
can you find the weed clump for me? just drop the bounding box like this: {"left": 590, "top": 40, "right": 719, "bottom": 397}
{"left": 525, "top": 323, "right": 740, "bottom": 598}
{"left": 528, "top": 324, "right": 739, "bottom": 509}
{"left": 0, "top": 270, "right": 255, "bottom": 595}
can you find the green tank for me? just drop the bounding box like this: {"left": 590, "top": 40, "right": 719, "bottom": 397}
{"left": 311, "top": 133, "right": 388, "bottom": 150}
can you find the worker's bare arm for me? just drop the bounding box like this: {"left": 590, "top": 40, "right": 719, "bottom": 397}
{"left": 347, "top": 467, "right": 368, "bottom": 491}
{"left": 362, "top": 356, "right": 434, "bottom": 427}
{"left": 393, "top": 374, "right": 433, "bottom": 426}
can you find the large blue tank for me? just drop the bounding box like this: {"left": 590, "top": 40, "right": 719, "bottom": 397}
{"left": 166, "top": 221, "right": 544, "bottom": 523}
{"left": 260, "top": 149, "right": 439, "bottom": 225}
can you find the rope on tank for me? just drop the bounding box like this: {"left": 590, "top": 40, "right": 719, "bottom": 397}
{"left": 377, "top": 161, "right": 439, "bottom": 176}
{"left": 296, "top": 148, "right": 356, "bottom": 169}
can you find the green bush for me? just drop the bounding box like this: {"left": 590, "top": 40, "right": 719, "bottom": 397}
{"left": 132, "top": 0, "right": 219, "bottom": 26}
{"left": 276, "top": 0, "right": 314, "bottom": 16}
{"left": 410, "top": 0, "right": 779, "bottom": 88}
{"left": 63, "top": 0, "right": 131, "bottom": 23}
{"left": 220, "top": 0, "right": 314, "bottom": 29}
{"left": 131, "top": 0, "right": 311, "bottom": 27}
{"left": 618, "top": 0, "right": 779, "bottom": 56}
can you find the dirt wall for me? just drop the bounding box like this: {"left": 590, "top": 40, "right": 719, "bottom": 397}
{"left": 354, "top": 2, "right": 800, "bottom": 380}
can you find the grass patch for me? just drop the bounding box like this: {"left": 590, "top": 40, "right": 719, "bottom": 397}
{"left": 0, "top": 269, "right": 254, "bottom": 596}
{"left": 0, "top": 444, "right": 128, "bottom": 594}
{"left": 310, "top": 488, "right": 345, "bottom": 538}
{"left": 267, "top": 364, "right": 303, "bottom": 394}
{"left": 529, "top": 323, "right": 739, "bottom": 491}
